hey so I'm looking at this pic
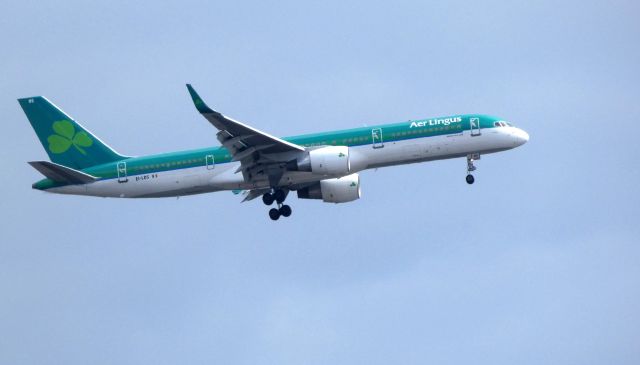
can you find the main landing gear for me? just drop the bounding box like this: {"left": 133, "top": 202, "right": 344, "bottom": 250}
{"left": 466, "top": 153, "right": 479, "bottom": 185}
{"left": 263, "top": 189, "right": 292, "bottom": 221}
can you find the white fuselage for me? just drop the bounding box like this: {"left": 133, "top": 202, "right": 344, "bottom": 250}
{"left": 47, "top": 126, "right": 528, "bottom": 198}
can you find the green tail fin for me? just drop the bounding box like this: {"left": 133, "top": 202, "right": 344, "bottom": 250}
{"left": 18, "top": 96, "right": 126, "bottom": 170}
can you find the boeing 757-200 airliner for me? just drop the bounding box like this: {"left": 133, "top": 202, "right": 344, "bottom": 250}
{"left": 19, "top": 84, "right": 529, "bottom": 220}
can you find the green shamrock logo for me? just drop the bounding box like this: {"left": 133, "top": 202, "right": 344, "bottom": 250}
{"left": 350, "top": 182, "right": 356, "bottom": 187}
{"left": 47, "top": 120, "right": 93, "bottom": 155}
{"left": 338, "top": 152, "right": 346, "bottom": 157}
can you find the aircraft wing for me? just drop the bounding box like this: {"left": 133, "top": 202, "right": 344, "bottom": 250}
{"left": 186, "top": 84, "right": 305, "bottom": 185}
{"left": 187, "top": 84, "right": 304, "bottom": 157}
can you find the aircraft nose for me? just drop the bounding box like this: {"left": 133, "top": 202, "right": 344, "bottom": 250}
{"left": 512, "top": 128, "right": 529, "bottom": 146}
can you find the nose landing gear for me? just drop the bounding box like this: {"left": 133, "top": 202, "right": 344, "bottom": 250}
{"left": 263, "top": 189, "right": 292, "bottom": 220}
{"left": 466, "top": 153, "right": 479, "bottom": 184}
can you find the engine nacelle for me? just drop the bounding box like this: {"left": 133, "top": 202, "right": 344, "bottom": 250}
{"left": 297, "top": 173, "right": 361, "bottom": 203}
{"left": 296, "top": 146, "right": 350, "bottom": 175}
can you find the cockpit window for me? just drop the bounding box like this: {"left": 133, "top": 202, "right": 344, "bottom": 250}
{"left": 494, "top": 121, "right": 512, "bottom": 127}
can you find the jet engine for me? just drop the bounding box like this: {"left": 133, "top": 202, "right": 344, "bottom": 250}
{"left": 297, "top": 173, "right": 361, "bottom": 203}
{"left": 294, "top": 146, "right": 351, "bottom": 175}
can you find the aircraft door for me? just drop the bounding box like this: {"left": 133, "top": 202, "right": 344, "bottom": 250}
{"left": 372, "top": 128, "right": 384, "bottom": 148}
{"left": 117, "top": 161, "right": 128, "bottom": 183}
{"left": 470, "top": 117, "right": 481, "bottom": 136}
{"left": 205, "top": 154, "right": 215, "bottom": 170}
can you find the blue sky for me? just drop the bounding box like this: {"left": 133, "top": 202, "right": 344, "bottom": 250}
{"left": 1, "top": 1, "right": 639, "bottom": 364}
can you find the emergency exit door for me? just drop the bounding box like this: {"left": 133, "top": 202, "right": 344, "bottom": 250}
{"left": 470, "top": 117, "right": 481, "bottom": 136}
{"left": 371, "top": 128, "right": 384, "bottom": 148}
{"left": 117, "top": 161, "right": 128, "bottom": 183}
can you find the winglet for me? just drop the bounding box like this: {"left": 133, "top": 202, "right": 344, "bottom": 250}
{"left": 186, "top": 84, "right": 215, "bottom": 114}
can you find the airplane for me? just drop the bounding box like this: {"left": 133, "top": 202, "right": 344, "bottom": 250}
{"left": 19, "top": 84, "right": 529, "bottom": 220}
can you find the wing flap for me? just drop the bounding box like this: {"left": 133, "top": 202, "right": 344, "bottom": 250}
{"left": 240, "top": 188, "right": 272, "bottom": 202}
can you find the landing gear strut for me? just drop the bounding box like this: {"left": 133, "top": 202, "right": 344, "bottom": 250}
{"left": 466, "top": 153, "right": 479, "bottom": 184}
{"left": 263, "top": 189, "right": 292, "bottom": 220}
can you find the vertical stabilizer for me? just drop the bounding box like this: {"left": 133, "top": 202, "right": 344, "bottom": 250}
{"left": 18, "top": 96, "right": 126, "bottom": 169}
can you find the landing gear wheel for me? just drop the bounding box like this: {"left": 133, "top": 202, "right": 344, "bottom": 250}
{"left": 279, "top": 204, "right": 292, "bottom": 217}
{"left": 466, "top": 174, "right": 475, "bottom": 184}
{"left": 262, "top": 193, "right": 275, "bottom": 205}
{"left": 274, "top": 189, "right": 286, "bottom": 204}
{"left": 268, "top": 208, "right": 280, "bottom": 220}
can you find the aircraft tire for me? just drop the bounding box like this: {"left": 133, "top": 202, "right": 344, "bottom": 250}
{"left": 274, "top": 189, "right": 286, "bottom": 204}
{"left": 269, "top": 208, "right": 280, "bottom": 220}
{"left": 466, "top": 174, "right": 475, "bottom": 184}
{"left": 263, "top": 193, "right": 275, "bottom": 205}
{"left": 280, "top": 205, "right": 292, "bottom": 217}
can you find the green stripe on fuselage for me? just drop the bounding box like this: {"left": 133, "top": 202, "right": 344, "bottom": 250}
{"left": 32, "top": 114, "right": 502, "bottom": 190}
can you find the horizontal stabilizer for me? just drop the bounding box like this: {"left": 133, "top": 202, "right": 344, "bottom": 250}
{"left": 28, "top": 161, "right": 97, "bottom": 184}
